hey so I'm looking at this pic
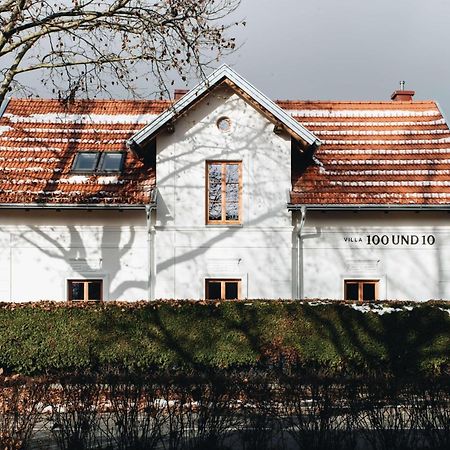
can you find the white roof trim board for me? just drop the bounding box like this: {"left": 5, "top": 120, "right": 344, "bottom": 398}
{"left": 128, "top": 65, "right": 320, "bottom": 148}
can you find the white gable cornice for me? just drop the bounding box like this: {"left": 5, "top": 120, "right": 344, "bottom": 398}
{"left": 127, "top": 65, "right": 321, "bottom": 148}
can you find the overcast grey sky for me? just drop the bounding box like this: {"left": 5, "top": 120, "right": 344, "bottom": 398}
{"left": 224, "top": 0, "right": 450, "bottom": 115}
{"left": 16, "top": 0, "right": 450, "bottom": 116}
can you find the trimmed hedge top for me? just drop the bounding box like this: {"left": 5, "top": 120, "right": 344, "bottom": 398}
{"left": 0, "top": 300, "right": 449, "bottom": 376}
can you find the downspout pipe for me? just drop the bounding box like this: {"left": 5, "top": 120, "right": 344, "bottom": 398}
{"left": 145, "top": 200, "right": 157, "bottom": 301}
{"left": 296, "top": 205, "right": 307, "bottom": 299}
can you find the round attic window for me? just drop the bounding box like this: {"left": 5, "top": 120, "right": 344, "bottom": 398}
{"left": 217, "top": 116, "right": 231, "bottom": 132}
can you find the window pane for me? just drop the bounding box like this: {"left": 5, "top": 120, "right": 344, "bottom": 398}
{"left": 226, "top": 183, "right": 239, "bottom": 203}
{"left": 208, "top": 164, "right": 222, "bottom": 185}
{"left": 70, "top": 282, "right": 84, "bottom": 300}
{"left": 209, "top": 183, "right": 222, "bottom": 203}
{"left": 88, "top": 281, "right": 102, "bottom": 301}
{"left": 209, "top": 202, "right": 222, "bottom": 221}
{"left": 362, "top": 283, "right": 376, "bottom": 301}
{"left": 206, "top": 281, "right": 221, "bottom": 300}
{"left": 225, "top": 165, "right": 239, "bottom": 221}
{"left": 99, "top": 153, "right": 123, "bottom": 171}
{"left": 73, "top": 152, "right": 98, "bottom": 171}
{"left": 226, "top": 164, "right": 239, "bottom": 184}
{"left": 345, "top": 282, "right": 359, "bottom": 301}
{"left": 226, "top": 202, "right": 239, "bottom": 220}
{"left": 225, "top": 282, "right": 238, "bottom": 300}
{"left": 208, "top": 164, "right": 222, "bottom": 220}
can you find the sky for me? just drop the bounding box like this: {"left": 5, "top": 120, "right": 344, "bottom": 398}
{"left": 222, "top": 0, "right": 450, "bottom": 115}
{"left": 15, "top": 0, "right": 450, "bottom": 116}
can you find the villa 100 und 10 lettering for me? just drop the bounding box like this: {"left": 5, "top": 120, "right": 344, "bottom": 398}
{"left": 366, "top": 234, "right": 435, "bottom": 246}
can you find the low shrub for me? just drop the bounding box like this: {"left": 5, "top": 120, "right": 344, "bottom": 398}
{"left": 0, "top": 300, "right": 448, "bottom": 376}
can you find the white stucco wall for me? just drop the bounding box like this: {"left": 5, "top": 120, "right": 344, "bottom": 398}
{"left": 154, "top": 85, "right": 293, "bottom": 299}
{"left": 2, "top": 88, "right": 449, "bottom": 302}
{"left": 0, "top": 210, "right": 148, "bottom": 301}
{"left": 299, "top": 210, "right": 450, "bottom": 301}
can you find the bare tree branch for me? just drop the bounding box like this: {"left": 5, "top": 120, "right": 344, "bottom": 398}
{"left": 0, "top": 0, "right": 242, "bottom": 103}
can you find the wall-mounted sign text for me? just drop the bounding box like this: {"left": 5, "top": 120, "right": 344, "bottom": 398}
{"left": 366, "top": 234, "right": 436, "bottom": 246}
{"left": 343, "top": 234, "right": 436, "bottom": 246}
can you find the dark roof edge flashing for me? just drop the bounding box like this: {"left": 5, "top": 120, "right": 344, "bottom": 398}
{"left": 287, "top": 203, "right": 450, "bottom": 211}
{"left": 0, "top": 203, "right": 155, "bottom": 210}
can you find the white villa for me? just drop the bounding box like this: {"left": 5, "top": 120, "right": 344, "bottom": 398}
{"left": 0, "top": 66, "right": 449, "bottom": 302}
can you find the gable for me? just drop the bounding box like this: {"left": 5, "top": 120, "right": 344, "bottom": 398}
{"left": 153, "top": 84, "right": 293, "bottom": 228}
{"left": 128, "top": 65, "right": 321, "bottom": 153}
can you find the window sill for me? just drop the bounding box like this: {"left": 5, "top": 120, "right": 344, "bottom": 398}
{"left": 205, "top": 223, "right": 243, "bottom": 228}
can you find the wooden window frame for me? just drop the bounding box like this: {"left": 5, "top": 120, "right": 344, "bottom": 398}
{"left": 206, "top": 161, "right": 242, "bottom": 225}
{"left": 344, "top": 279, "right": 379, "bottom": 302}
{"left": 67, "top": 279, "right": 103, "bottom": 301}
{"left": 205, "top": 278, "right": 241, "bottom": 300}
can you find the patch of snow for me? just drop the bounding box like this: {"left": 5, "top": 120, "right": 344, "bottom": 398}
{"left": 63, "top": 175, "right": 89, "bottom": 184}
{"left": 21, "top": 127, "right": 137, "bottom": 134}
{"left": 0, "top": 145, "right": 62, "bottom": 152}
{"left": 97, "top": 176, "right": 119, "bottom": 185}
{"left": 329, "top": 158, "right": 450, "bottom": 165}
{"left": 326, "top": 169, "right": 450, "bottom": 176}
{"left": 322, "top": 149, "right": 450, "bottom": 155}
{"left": 299, "top": 119, "right": 446, "bottom": 127}
{"left": 285, "top": 109, "right": 440, "bottom": 118}
{"left": 0, "top": 136, "right": 124, "bottom": 144}
{"left": 350, "top": 304, "right": 414, "bottom": 315}
{"left": 345, "top": 192, "right": 450, "bottom": 199}
{"left": 351, "top": 304, "right": 372, "bottom": 313}
{"left": 315, "top": 129, "right": 450, "bottom": 136}
{"left": 153, "top": 399, "right": 178, "bottom": 409}
{"left": 5, "top": 112, "right": 158, "bottom": 124}
{"left": 331, "top": 180, "right": 450, "bottom": 187}
{"left": 322, "top": 138, "right": 450, "bottom": 145}
{"left": 0, "top": 157, "right": 59, "bottom": 163}
{"left": 0, "top": 125, "right": 12, "bottom": 134}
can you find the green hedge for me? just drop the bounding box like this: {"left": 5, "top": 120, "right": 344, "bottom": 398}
{"left": 0, "top": 300, "right": 449, "bottom": 376}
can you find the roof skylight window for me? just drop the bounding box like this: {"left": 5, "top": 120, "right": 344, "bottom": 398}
{"left": 72, "top": 151, "right": 125, "bottom": 173}
{"left": 98, "top": 152, "right": 125, "bottom": 172}
{"left": 72, "top": 152, "right": 99, "bottom": 172}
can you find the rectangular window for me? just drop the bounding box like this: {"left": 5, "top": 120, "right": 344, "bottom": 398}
{"left": 72, "top": 151, "right": 124, "bottom": 173}
{"left": 344, "top": 280, "right": 378, "bottom": 302}
{"left": 206, "top": 161, "right": 241, "bottom": 224}
{"left": 68, "top": 279, "right": 103, "bottom": 301}
{"left": 205, "top": 279, "right": 241, "bottom": 300}
{"left": 98, "top": 152, "right": 125, "bottom": 172}
{"left": 72, "top": 152, "right": 100, "bottom": 172}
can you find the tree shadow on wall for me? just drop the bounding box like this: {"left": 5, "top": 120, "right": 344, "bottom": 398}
{"left": 14, "top": 221, "right": 147, "bottom": 300}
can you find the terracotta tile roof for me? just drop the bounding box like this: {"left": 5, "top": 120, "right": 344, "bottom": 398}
{"left": 0, "top": 98, "right": 169, "bottom": 205}
{"left": 1, "top": 97, "right": 449, "bottom": 207}
{"left": 277, "top": 100, "right": 450, "bottom": 206}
